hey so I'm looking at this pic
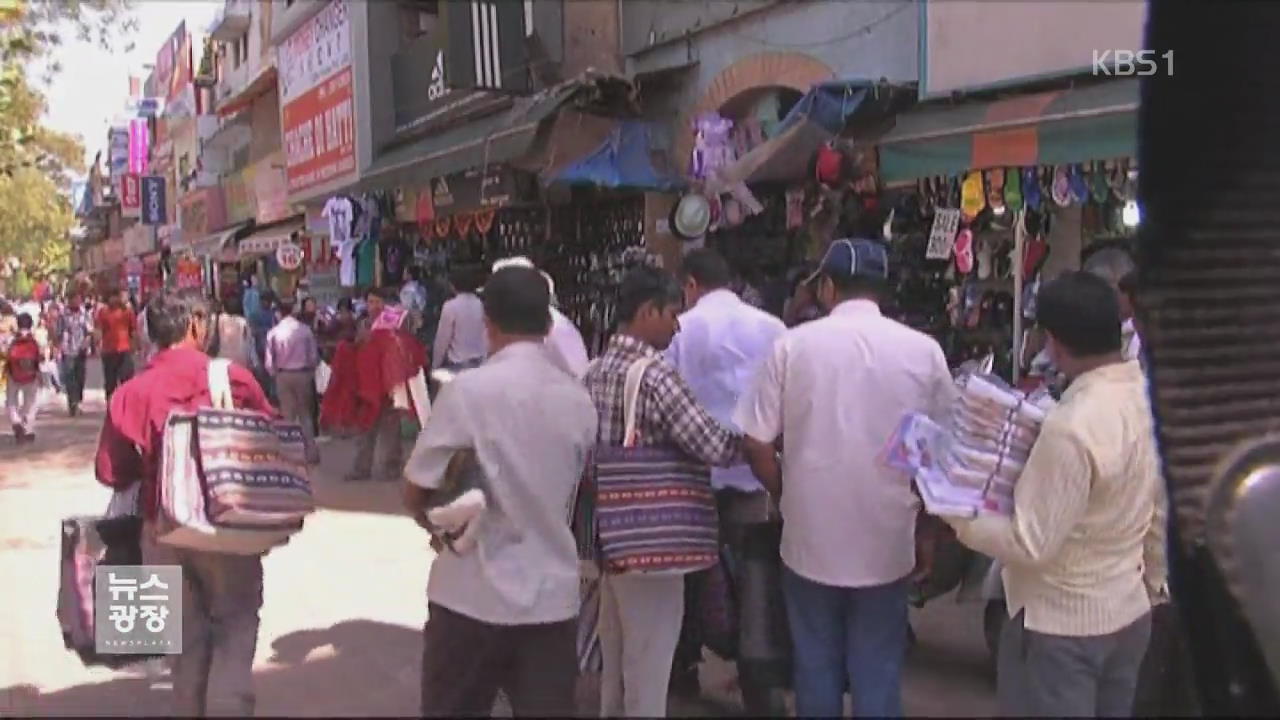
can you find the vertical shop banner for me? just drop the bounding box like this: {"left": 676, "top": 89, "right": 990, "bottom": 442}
{"left": 120, "top": 174, "right": 142, "bottom": 218}
{"left": 279, "top": 0, "right": 355, "bottom": 196}
{"left": 254, "top": 156, "right": 291, "bottom": 223}
{"left": 141, "top": 176, "right": 167, "bottom": 225}
{"left": 108, "top": 127, "right": 129, "bottom": 183}
{"left": 128, "top": 119, "right": 150, "bottom": 174}
{"left": 154, "top": 21, "right": 195, "bottom": 118}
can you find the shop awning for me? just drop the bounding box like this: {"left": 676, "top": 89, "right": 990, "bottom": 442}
{"left": 181, "top": 222, "right": 250, "bottom": 258}
{"left": 361, "top": 73, "right": 619, "bottom": 192}
{"left": 238, "top": 217, "right": 305, "bottom": 257}
{"left": 710, "top": 80, "right": 908, "bottom": 189}
{"left": 878, "top": 78, "right": 1139, "bottom": 185}
{"left": 545, "top": 121, "right": 684, "bottom": 191}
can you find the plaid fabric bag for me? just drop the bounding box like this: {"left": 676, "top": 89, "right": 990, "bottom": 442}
{"left": 592, "top": 358, "right": 718, "bottom": 575}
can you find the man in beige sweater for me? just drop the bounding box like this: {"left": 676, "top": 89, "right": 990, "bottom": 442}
{"left": 948, "top": 271, "right": 1166, "bottom": 717}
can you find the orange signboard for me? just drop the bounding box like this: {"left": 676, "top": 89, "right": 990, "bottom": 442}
{"left": 282, "top": 66, "right": 356, "bottom": 196}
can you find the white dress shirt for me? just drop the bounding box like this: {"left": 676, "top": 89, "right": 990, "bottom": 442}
{"left": 734, "top": 299, "right": 956, "bottom": 588}
{"left": 666, "top": 289, "right": 785, "bottom": 492}
{"left": 547, "top": 307, "right": 589, "bottom": 378}
{"left": 404, "top": 342, "right": 599, "bottom": 625}
{"left": 432, "top": 292, "right": 488, "bottom": 368}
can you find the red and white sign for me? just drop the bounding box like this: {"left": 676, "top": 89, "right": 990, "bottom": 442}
{"left": 120, "top": 173, "right": 142, "bottom": 218}
{"left": 278, "top": 0, "right": 351, "bottom": 106}
{"left": 276, "top": 241, "right": 304, "bottom": 271}
{"left": 282, "top": 66, "right": 355, "bottom": 195}
{"left": 279, "top": 0, "right": 355, "bottom": 197}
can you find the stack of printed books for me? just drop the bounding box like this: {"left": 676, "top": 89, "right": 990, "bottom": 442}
{"left": 883, "top": 373, "right": 1055, "bottom": 518}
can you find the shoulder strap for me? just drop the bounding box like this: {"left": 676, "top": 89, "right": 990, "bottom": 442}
{"left": 621, "top": 357, "right": 656, "bottom": 448}
{"left": 207, "top": 358, "right": 235, "bottom": 410}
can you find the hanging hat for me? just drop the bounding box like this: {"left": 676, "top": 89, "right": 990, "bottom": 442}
{"left": 670, "top": 193, "right": 712, "bottom": 240}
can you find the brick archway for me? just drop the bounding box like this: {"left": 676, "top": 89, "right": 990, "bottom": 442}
{"left": 675, "top": 52, "right": 836, "bottom": 175}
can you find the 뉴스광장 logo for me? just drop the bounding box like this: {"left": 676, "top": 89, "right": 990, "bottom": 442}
{"left": 95, "top": 565, "right": 183, "bottom": 655}
{"left": 1093, "top": 49, "right": 1174, "bottom": 77}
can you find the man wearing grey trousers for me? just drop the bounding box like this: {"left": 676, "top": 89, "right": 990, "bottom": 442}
{"left": 265, "top": 299, "right": 321, "bottom": 465}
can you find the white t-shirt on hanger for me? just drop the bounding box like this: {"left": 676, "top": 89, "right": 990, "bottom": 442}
{"left": 323, "top": 196, "right": 353, "bottom": 250}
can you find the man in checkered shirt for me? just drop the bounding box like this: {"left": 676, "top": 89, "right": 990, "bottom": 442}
{"left": 583, "top": 264, "right": 740, "bottom": 718}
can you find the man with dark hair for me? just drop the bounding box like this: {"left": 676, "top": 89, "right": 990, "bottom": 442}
{"left": 346, "top": 286, "right": 410, "bottom": 482}
{"left": 735, "top": 238, "right": 954, "bottom": 718}
{"left": 584, "top": 264, "right": 741, "bottom": 717}
{"left": 56, "top": 293, "right": 93, "bottom": 416}
{"left": 266, "top": 298, "right": 321, "bottom": 464}
{"left": 947, "top": 271, "right": 1165, "bottom": 717}
{"left": 95, "top": 292, "right": 276, "bottom": 717}
{"left": 432, "top": 265, "right": 488, "bottom": 371}
{"left": 404, "top": 266, "right": 597, "bottom": 717}
{"left": 666, "top": 248, "right": 788, "bottom": 712}
{"left": 5, "top": 312, "right": 43, "bottom": 443}
{"left": 95, "top": 288, "right": 136, "bottom": 400}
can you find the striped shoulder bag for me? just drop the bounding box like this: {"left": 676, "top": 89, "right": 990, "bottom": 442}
{"left": 592, "top": 357, "right": 718, "bottom": 575}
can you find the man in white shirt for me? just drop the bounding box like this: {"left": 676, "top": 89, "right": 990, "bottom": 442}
{"left": 403, "top": 266, "right": 598, "bottom": 716}
{"left": 492, "top": 256, "right": 589, "bottom": 378}
{"left": 734, "top": 238, "right": 955, "bottom": 718}
{"left": 664, "top": 248, "right": 788, "bottom": 713}
{"left": 431, "top": 265, "right": 488, "bottom": 371}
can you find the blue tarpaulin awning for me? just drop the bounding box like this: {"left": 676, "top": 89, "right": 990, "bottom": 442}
{"left": 548, "top": 121, "right": 684, "bottom": 192}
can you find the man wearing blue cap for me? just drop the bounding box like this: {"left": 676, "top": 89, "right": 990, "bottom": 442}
{"left": 734, "top": 238, "right": 955, "bottom": 717}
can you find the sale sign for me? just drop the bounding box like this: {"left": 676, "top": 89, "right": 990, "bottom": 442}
{"left": 282, "top": 66, "right": 355, "bottom": 195}
{"left": 279, "top": 0, "right": 355, "bottom": 198}
{"left": 120, "top": 173, "right": 141, "bottom": 218}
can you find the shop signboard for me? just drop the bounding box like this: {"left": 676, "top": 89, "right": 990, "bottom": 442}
{"left": 921, "top": 0, "right": 1144, "bottom": 98}
{"left": 141, "top": 176, "right": 167, "bottom": 225}
{"left": 108, "top": 127, "right": 129, "bottom": 181}
{"left": 102, "top": 238, "right": 125, "bottom": 268}
{"left": 253, "top": 154, "right": 291, "bottom": 224}
{"left": 392, "top": 31, "right": 507, "bottom": 138}
{"left": 120, "top": 173, "right": 142, "bottom": 218}
{"left": 307, "top": 266, "right": 342, "bottom": 307}
{"left": 128, "top": 118, "right": 150, "bottom": 174}
{"left": 441, "top": 0, "right": 530, "bottom": 94}
{"left": 429, "top": 166, "right": 516, "bottom": 215}
{"left": 279, "top": 0, "right": 356, "bottom": 197}
{"left": 224, "top": 167, "right": 256, "bottom": 224}
{"left": 155, "top": 21, "right": 196, "bottom": 118}
{"left": 178, "top": 186, "right": 227, "bottom": 239}
{"left": 123, "top": 223, "right": 155, "bottom": 258}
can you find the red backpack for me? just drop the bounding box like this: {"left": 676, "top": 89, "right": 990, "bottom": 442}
{"left": 6, "top": 335, "right": 40, "bottom": 384}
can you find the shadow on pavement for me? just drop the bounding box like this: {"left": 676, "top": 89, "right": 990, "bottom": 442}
{"left": 307, "top": 436, "right": 413, "bottom": 517}
{"left": 0, "top": 619, "right": 423, "bottom": 717}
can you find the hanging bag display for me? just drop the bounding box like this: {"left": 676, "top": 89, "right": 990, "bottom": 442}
{"left": 155, "top": 359, "right": 314, "bottom": 555}
{"left": 591, "top": 357, "right": 719, "bottom": 574}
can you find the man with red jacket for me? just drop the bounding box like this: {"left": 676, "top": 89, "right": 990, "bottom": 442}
{"left": 5, "top": 313, "right": 43, "bottom": 443}
{"left": 95, "top": 293, "right": 276, "bottom": 717}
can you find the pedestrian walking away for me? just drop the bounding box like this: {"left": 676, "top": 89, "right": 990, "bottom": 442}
{"left": 265, "top": 298, "right": 322, "bottom": 464}
{"left": 735, "top": 238, "right": 956, "bottom": 718}
{"left": 404, "top": 266, "right": 598, "bottom": 717}
{"left": 584, "top": 265, "right": 742, "bottom": 718}
{"left": 95, "top": 293, "right": 277, "bottom": 717}
{"left": 95, "top": 289, "right": 136, "bottom": 400}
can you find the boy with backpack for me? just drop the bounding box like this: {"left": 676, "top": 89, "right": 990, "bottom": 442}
{"left": 6, "top": 313, "right": 43, "bottom": 443}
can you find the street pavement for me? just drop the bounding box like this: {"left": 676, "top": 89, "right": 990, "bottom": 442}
{"left": 0, "top": 361, "right": 996, "bottom": 717}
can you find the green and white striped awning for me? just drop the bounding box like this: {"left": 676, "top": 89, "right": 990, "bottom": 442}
{"left": 879, "top": 79, "right": 1138, "bottom": 185}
